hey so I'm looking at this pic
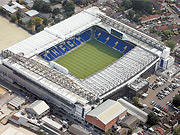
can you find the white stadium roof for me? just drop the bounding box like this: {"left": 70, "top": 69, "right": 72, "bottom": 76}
{"left": 4, "top": 7, "right": 102, "bottom": 58}
{"left": 4, "top": 31, "right": 58, "bottom": 58}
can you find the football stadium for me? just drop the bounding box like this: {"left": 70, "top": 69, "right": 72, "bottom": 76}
{"left": 0, "top": 7, "right": 174, "bottom": 120}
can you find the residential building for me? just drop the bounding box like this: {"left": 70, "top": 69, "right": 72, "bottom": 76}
{"left": 141, "top": 14, "right": 161, "bottom": 24}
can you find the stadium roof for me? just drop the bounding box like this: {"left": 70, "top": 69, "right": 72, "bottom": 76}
{"left": 44, "top": 7, "right": 101, "bottom": 40}
{"left": 118, "top": 98, "right": 148, "bottom": 123}
{"left": 27, "top": 100, "right": 49, "bottom": 115}
{"left": 4, "top": 7, "right": 102, "bottom": 58}
{"left": 4, "top": 31, "right": 58, "bottom": 58}
{"left": 87, "top": 99, "right": 127, "bottom": 125}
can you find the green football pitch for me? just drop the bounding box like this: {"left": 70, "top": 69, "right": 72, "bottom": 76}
{"left": 55, "top": 40, "right": 123, "bottom": 79}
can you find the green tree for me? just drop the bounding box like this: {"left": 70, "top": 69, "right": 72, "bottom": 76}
{"left": 54, "top": 18, "right": 61, "bottom": 23}
{"left": 128, "top": 128, "right": 133, "bottom": 134}
{"left": 11, "top": 16, "right": 17, "bottom": 22}
{"left": 52, "top": 8, "right": 60, "bottom": 15}
{"left": 123, "top": 0, "right": 132, "bottom": 9}
{"left": 132, "top": 96, "right": 139, "bottom": 106}
{"left": 18, "top": 19, "right": 23, "bottom": 25}
{"left": 33, "top": 0, "right": 43, "bottom": 11}
{"left": 42, "top": 3, "right": 51, "bottom": 13}
{"left": 147, "top": 112, "right": 159, "bottom": 125}
{"left": 149, "top": 28, "right": 157, "bottom": 33}
{"left": 166, "top": 40, "right": 176, "bottom": 51}
{"left": 63, "top": 1, "right": 75, "bottom": 12}
{"left": 43, "top": 18, "right": 48, "bottom": 26}
{"left": 33, "top": 17, "right": 42, "bottom": 26}
{"left": 27, "top": 19, "right": 34, "bottom": 27}
{"left": 164, "top": 30, "right": 171, "bottom": 37}
{"left": 16, "top": 11, "right": 21, "bottom": 19}
{"left": 173, "top": 94, "right": 180, "bottom": 107}
{"left": 174, "top": 125, "right": 180, "bottom": 135}
{"left": 128, "top": 10, "right": 135, "bottom": 19}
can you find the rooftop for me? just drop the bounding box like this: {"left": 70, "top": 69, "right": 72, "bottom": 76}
{"left": 87, "top": 99, "right": 127, "bottom": 125}
{"left": 128, "top": 78, "right": 149, "bottom": 91}
{"left": 25, "top": 10, "right": 39, "bottom": 17}
{"left": 68, "top": 124, "right": 91, "bottom": 135}
{"left": 2, "top": 5, "right": 17, "bottom": 14}
{"left": 26, "top": 100, "right": 49, "bottom": 115}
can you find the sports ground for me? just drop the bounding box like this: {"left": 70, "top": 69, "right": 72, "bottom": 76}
{"left": 56, "top": 40, "right": 123, "bottom": 79}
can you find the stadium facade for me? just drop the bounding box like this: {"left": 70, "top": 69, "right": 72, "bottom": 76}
{"left": 0, "top": 7, "right": 174, "bottom": 120}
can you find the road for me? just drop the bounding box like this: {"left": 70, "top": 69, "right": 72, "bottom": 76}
{"left": 162, "top": 2, "right": 180, "bottom": 24}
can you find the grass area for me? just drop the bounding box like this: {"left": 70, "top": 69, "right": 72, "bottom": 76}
{"left": 56, "top": 39, "right": 123, "bottom": 79}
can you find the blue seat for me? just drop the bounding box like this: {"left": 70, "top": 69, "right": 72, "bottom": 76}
{"left": 105, "top": 35, "right": 119, "bottom": 47}
{"left": 65, "top": 40, "right": 77, "bottom": 49}
{"left": 73, "top": 36, "right": 84, "bottom": 45}
{"left": 96, "top": 30, "right": 109, "bottom": 43}
{"left": 80, "top": 32, "right": 91, "bottom": 41}
{"left": 57, "top": 44, "right": 69, "bottom": 54}
{"left": 86, "top": 29, "right": 91, "bottom": 36}
{"left": 40, "top": 51, "right": 54, "bottom": 61}
{"left": 49, "top": 47, "right": 62, "bottom": 58}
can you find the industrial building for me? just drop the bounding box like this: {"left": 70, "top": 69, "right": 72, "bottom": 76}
{"left": 0, "top": 6, "right": 174, "bottom": 120}
{"left": 85, "top": 99, "right": 127, "bottom": 132}
{"left": 26, "top": 100, "right": 50, "bottom": 118}
{"left": 127, "top": 78, "right": 149, "bottom": 97}
{"left": 118, "top": 98, "right": 148, "bottom": 123}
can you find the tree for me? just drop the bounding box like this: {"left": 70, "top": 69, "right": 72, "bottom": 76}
{"left": 147, "top": 112, "right": 159, "bottom": 126}
{"left": 42, "top": 3, "right": 51, "bottom": 13}
{"left": 54, "top": 18, "right": 61, "bottom": 23}
{"left": 164, "top": 30, "right": 171, "bottom": 37}
{"left": 33, "top": 17, "right": 42, "bottom": 26}
{"left": 52, "top": 8, "right": 60, "bottom": 15}
{"left": 128, "top": 128, "right": 133, "bottom": 134}
{"left": 18, "top": 20, "right": 23, "bottom": 25}
{"left": 123, "top": 0, "right": 132, "bottom": 9}
{"left": 43, "top": 18, "right": 48, "bottom": 26}
{"left": 11, "top": 16, "right": 17, "bottom": 22}
{"left": 63, "top": 1, "right": 75, "bottom": 12}
{"left": 174, "top": 125, "right": 180, "bottom": 135}
{"left": 33, "top": 0, "right": 43, "bottom": 11}
{"left": 149, "top": 28, "right": 157, "bottom": 33}
{"left": 173, "top": 94, "right": 180, "bottom": 107}
{"left": 27, "top": 19, "right": 34, "bottom": 27}
{"left": 16, "top": 11, "right": 21, "bottom": 19}
{"left": 166, "top": 40, "right": 176, "bottom": 51}
{"left": 128, "top": 10, "right": 135, "bottom": 19}
{"left": 132, "top": 97, "right": 139, "bottom": 106}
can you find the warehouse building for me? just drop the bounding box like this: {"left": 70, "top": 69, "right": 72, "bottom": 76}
{"left": 26, "top": 100, "right": 50, "bottom": 118}
{"left": 85, "top": 99, "right": 127, "bottom": 132}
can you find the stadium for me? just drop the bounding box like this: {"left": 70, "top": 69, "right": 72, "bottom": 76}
{"left": 0, "top": 7, "right": 174, "bottom": 120}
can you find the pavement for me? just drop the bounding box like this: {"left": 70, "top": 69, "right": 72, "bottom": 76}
{"left": 140, "top": 75, "right": 180, "bottom": 115}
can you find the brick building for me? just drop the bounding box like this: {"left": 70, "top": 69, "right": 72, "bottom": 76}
{"left": 85, "top": 99, "right": 127, "bottom": 132}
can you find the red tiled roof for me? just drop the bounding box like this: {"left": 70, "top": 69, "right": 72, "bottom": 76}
{"left": 157, "top": 25, "right": 168, "bottom": 31}
{"left": 156, "top": 128, "right": 165, "bottom": 135}
{"left": 141, "top": 14, "right": 160, "bottom": 22}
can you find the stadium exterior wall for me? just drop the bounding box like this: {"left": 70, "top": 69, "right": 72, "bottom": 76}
{"left": 0, "top": 63, "right": 89, "bottom": 120}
